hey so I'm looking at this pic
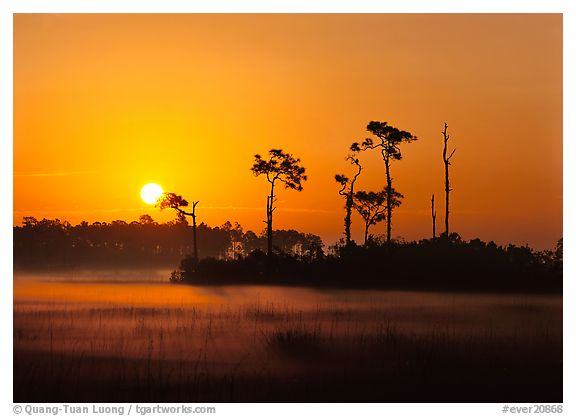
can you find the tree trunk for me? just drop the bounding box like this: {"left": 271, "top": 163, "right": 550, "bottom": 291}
{"left": 385, "top": 156, "right": 392, "bottom": 244}
{"left": 442, "top": 123, "right": 454, "bottom": 238}
{"left": 444, "top": 159, "right": 450, "bottom": 237}
{"left": 364, "top": 222, "right": 369, "bottom": 246}
{"left": 192, "top": 214, "right": 198, "bottom": 264}
{"left": 344, "top": 191, "right": 353, "bottom": 246}
{"left": 431, "top": 193, "right": 436, "bottom": 239}
{"left": 266, "top": 181, "right": 275, "bottom": 255}
{"left": 344, "top": 162, "right": 361, "bottom": 246}
{"left": 191, "top": 201, "right": 199, "bottom": 265}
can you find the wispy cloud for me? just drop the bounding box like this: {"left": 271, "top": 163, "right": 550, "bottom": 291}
{"left": 14, "top": 170, "right": 96, "bottom": 177}
{"left": 282, "top": 207, "right": 332, "bottom": 214}
{"left": 13, "top": 207, "right": 145, "bottom": 214}
{"left": 200, "top": 205, "right": 331, "bottom": 214}
{"left": 199, "top": 205, "right": 261, "bottom": 211}
{"left": 14, "top": 205, "right": 333, "bottom": 218}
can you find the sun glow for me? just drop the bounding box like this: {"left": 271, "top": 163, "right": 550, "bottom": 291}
{"left": 140, "top": 183, "right": 163, "bottom": 205}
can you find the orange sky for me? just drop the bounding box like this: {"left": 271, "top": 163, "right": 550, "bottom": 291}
{"left": 13, "top": 14, "right": 562, "bottom": 250}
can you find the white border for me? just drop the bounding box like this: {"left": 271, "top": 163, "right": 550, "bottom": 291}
{"left": 562, "top": 4, "right": 575, "bottom": 414}
{"left": 0, "top": 1, "right": 14, "bottom": 406}
{"left": 2, "top": 1, "right": 574, "bottom": 414}
{"left": 0, "top": 0, "right": 570, "bottom": 14}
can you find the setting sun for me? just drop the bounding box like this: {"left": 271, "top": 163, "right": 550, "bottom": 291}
{"left": 140, "top": 183, "right": 163, "bottom": 205}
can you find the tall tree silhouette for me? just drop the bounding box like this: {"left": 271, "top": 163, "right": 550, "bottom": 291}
{"left": 442, "top": 123, "right": 456, "bottom": 237}
{"left": 354, "top": 188, "right": 402, "bottom": 245}
{"left": 156, "top": 192, "right": 200, "bottom": 265}
{"left": 335, "top": 149, "right": 363, "bottom": 246}
{"left": 352, "top": 121, "right": 416, "bottom": 244}
{"left": 251, "top": 149, "right": 307, "bottom": 255}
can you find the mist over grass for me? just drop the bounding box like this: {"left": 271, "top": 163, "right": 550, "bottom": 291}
{"left": 14, "top": 277, "right": 562, "bottom": 402}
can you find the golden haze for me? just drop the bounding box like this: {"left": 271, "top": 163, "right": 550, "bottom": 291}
{"left": 13, "top": 14, "right": 562, "bottom": 249}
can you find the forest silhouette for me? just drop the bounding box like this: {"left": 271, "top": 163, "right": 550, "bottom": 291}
{"left": 14, "top": 122, "right": 562, "bottom": 293}
{"left": 13, "top": 215, "right": 322, "bottom": 270}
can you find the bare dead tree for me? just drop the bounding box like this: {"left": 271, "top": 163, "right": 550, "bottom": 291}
{"left": 431, "top": 193, "right": 437, "bottom": 239}
{"left": 156, "top": 193, "right": 200, "bottom": 265}
{"left": 442, "top": 123, "right": 456, "bottom": 237}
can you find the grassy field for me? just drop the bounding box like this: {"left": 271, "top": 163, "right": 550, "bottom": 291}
{"left": 13, "top": 278, "right": 562, "bottom": 402}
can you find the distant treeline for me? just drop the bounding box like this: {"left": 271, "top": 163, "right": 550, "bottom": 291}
{"left": 172, "top": 234, "right": 563, "bottom": 293}
{"left": 13, "top": 216, "right": 323, "bottom": 271}
{"left": 13, "top": 216, "right": 562, "bottom": 293}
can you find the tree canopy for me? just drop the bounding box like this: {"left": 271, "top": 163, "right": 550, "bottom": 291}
{"left": 251, "top": 149, "right": 307, "bottom": 191}
{"left": 352, "top": 121, "right": 417, "bottom": 161}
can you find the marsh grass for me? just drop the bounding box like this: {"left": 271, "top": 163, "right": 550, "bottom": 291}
{"left": 13, "top": 283, "right": 562, "bottom": 402}
{"left": 263, "top": 324, "right": 323, "bottom": 358}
